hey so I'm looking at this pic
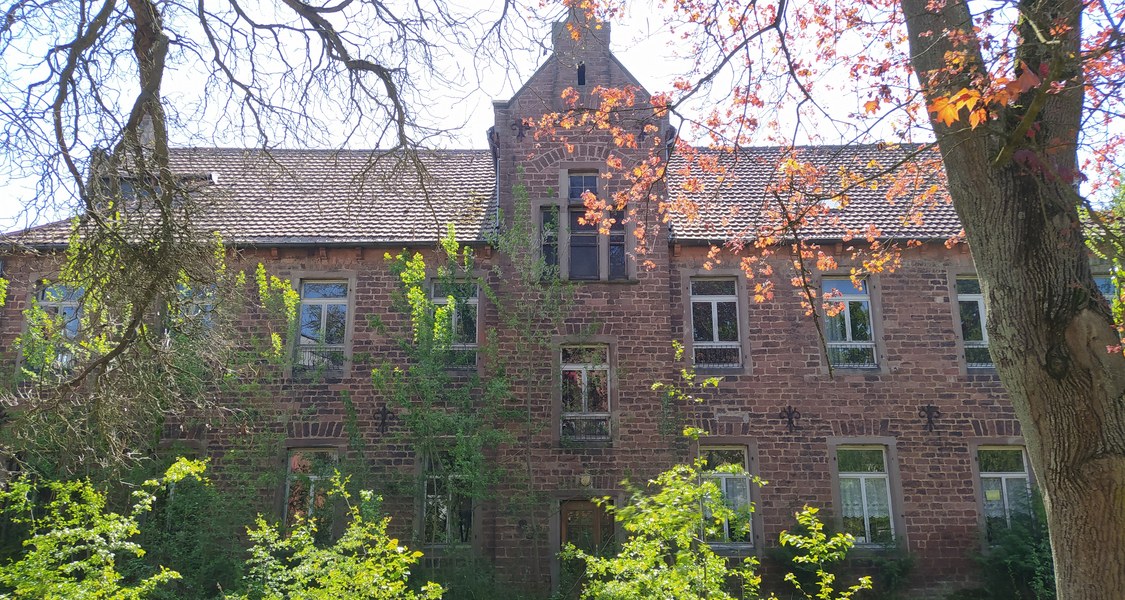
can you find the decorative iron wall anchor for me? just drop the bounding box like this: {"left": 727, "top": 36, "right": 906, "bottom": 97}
{"left": 378, "top": 404, "right": 393, "bottom": 434}
{"left": 781, "top": 405, "right": 801, "bottom": 433}
{"left": 511, "top": 119, "right": 532, "bottom": 141}
{"left": 919, "top": 404, "right": 941, "bottom": 431}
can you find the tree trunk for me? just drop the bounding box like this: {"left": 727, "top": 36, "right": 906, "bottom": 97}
{"left": 900, "top": 0, "right": 1125, "bottom": 597}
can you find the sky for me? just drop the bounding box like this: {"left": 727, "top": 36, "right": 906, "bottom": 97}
{"left": 0, "top": 4, "right": 696, "bottom": 232}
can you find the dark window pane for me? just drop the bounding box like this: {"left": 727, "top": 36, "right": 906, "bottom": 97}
{"left": 702, "top": 448, "right": 746, "bottom": 470}
{"left": 822, "top": 278, "right": 865, "bottom": 295}
{"left": 828, "top": 345, "right": 876, "bottom": 367}
{"left": 956, "top": 278, "right": 981, "bottom": 295}
{"left": 959, "top": 301, "right": 985, "bottom": 341}
{"left": 825, "top": 313, "right": 848, "bottom": 342}
{"left": 302, "top": 282, "right": 347, "bottom": 299}
{"left": 979, "top": 449, "right": 1025, "bottom": 473}
{"left": 837, "top": 448, "right": 885, "bottom": 472}
{"left": 965, "top": 347, "right": 992, "bottom": 366}
{"left": 562, "top": 370, "right": 582, "bottom": 412}
{"left": 609, "top": 238, "right": 627, "bottom": 280}
{"left": 300, "top": 305, "right": 322, "bottom": 343}
{"left": 849, "top": 301, "right": 871, "bottom": 340}
{"left": 1095, "top": 276, "right": 1115, "bottom": 299}
{"left": 569, "top": 174, "right": 598, "bottom": 200}
{"left": 587, "top": 370, "right": 608, "bottom": 412}
{"left": 324, "top": 303, "right": 347, "bottom": 344}
{"left": 570, "top": 243, "right": 599, "bottom": 280}
{"left": 691, "top": 280, "right": 736, "bottom": 296}
{"left": 716, "top": 301, "right": 739, "bottom": 341}
{"left": 541, "top": 207, "right": 560, "bottom": 270}
{"left": 569, "top": 210, "right": 597, "bottom": 232}
{"left": 455, "top": 303, "right": 477, "bottom": 344}
{"left": 562, "top": 346, "right": 607, "bottom": 364}
{"left": 692, "top": 302, "right": 714, "bottom": 342}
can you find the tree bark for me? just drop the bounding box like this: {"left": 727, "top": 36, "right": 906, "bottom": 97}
{"left": 900, "top": 0, "right": 1125, "bottom": 597}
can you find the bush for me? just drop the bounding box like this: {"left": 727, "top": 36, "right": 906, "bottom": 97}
{"left": 947, "top": 496, "right": 1054, "bottom": 600}
{"left": 0, "top": 459, "right": 206, "bottom": 598}
{"left": 227, "top": 472, "right": 443, "bottom": 600}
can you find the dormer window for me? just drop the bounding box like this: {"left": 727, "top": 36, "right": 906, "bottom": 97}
{"left": 538, "top": 171, "right": 628, "bottom": 282}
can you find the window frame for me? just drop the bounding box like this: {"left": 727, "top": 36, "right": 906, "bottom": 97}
{"left": 820, "top": 276, "right": 879, "bottom": 369}
{"left": 429, "top": 278, "right": 480, "bottom": 368}
{"left": 688, "top": 276, "right": 744, "bottom": 370}
{"left": 698, "top": 444, "right": 756, "bottom": 548}
{"left": 955, "top": 276, "right": 991, "bottom": 369}
{"left": 30, "top": 281, "right": 84, "bottom": 372}
{"left": 290, "top": 273, "right": 356, "bottom": 379}
{"left": 535, "top": 166, "right": 633, "bottom": 282}
{"left": 827, "top": 438, "right": 905, "bottom": 548}
{"left": 556, "top": 341, "right": 614, "bottom": 444}
{"left": 418, "top": 451, "right": 474, "bottom": 549}
{"left": 283, "top": 447, "right": 339, "bottom": 531}
{"left": 970, "top": 440, "right": 1035, "bottom": 544}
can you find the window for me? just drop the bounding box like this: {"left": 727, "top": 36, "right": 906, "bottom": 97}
{"left": 35, "top": 283, "right": 82, "bottom": 370}
{"left": 168, "top": 284, "right": 215, "bottom": 335}
{"left": 430, "top": 280, "right": 478, "bottom": 367}
{"left": 978, "top": 447, "right": 1032, "bottom": 540}
{"left": 690, "top": 279, "right": 741, "bottom": 368}
{"left": 957, "top": 277, "right": 991, "bottom": 367}
{"left": 540, "top": 172, "right": 628, "bottom": 281}
{"left": 296, "top": 280, "right": 348, "bottom": 374}
{"left": 700, "top": 446, "right": 753, "bottom": 544}
{"left": 560, "top": 345, "right": 611, "bottom": 442}
{"left": 822, "top": 277, "right": 877, "bottom": 368}
{"left": 837, "top": 447, "right": 894, "bottom": 545}
{"left": 284, "top": 449, "right": 337, "bottom": 531}
{"left": 421, "top": 452, "right": 472, "bottom": 547}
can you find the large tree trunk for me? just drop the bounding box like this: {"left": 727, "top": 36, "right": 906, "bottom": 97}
{"left": 900, "top": 0, "right": 1125, "bottom": 597}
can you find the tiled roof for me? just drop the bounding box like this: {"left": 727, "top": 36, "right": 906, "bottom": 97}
{"left": 5, "top": 143, "right": 961, "bottom": 248}
{"left": 5, "top": 148, "right": 498, "bottom": 247}
{"left": 665, "top": 144, "right": 961, "bottom": 242}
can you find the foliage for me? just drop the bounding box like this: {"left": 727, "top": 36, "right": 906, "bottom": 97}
{"left": 374, "top": 226, "right": 516, "bottom": 538}
{"left": 120, "top": 456, "right": 246, "bottom": 600}
{"left": 777, "top": 507, "right": 872, "bottom": 600}
{"left": 228, "top": 472, "right": 443, "bottom": 600}
{"left": 561, "top": 452, "right": 763, "bottom": 600}
{"left": 0, "top": 458, "right": 206, "bottom": 599}
{"left": 651, "top": 342, "right": 722, "bottom": 438}
{"left": 947, "top": 496, "right": 1054, "bottom": 600}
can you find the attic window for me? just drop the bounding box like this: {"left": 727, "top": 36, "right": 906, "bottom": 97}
{"left": 577, "top": 63, "right": 586, "bottom": 86}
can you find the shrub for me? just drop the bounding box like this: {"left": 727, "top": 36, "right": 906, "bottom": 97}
{"left": 0, "top": 458, "right": 206, "bottom": 598}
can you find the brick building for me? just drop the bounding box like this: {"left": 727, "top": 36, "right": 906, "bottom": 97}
{"left": 0, "top": 13, "right": 1045, "bottom": 597}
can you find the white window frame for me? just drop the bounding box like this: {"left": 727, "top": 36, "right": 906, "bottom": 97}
{"left": 836, "top": 446, "right": 895, "bottom": 545}
{"left": 36, "top": 283, "right": 82, "bottom": 371}
{"left": 421, "top": 452, "right": 473, "bottom": 548}
{"left": 430, "top": 279, "right": 479, "bottom": 355}
{"left": 956, "top": 277, "right": 991, "bottom": 368}
{"left": 689, "top": 278, "right": 742, "bottom": 368}
{"left": 295, "top": 279, "right": 349, "bottom": 373}
{"left": 822, "top": 277, "right": 877, "bottom": 368}
{"left": 700, "top": 445, "right": 753, "bottom": 546}
{"left": 560, "top": 345, "right": 611, "bottom": 442}
{"left": 978, "top": 446, "right": 1032, "bottom": 531}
